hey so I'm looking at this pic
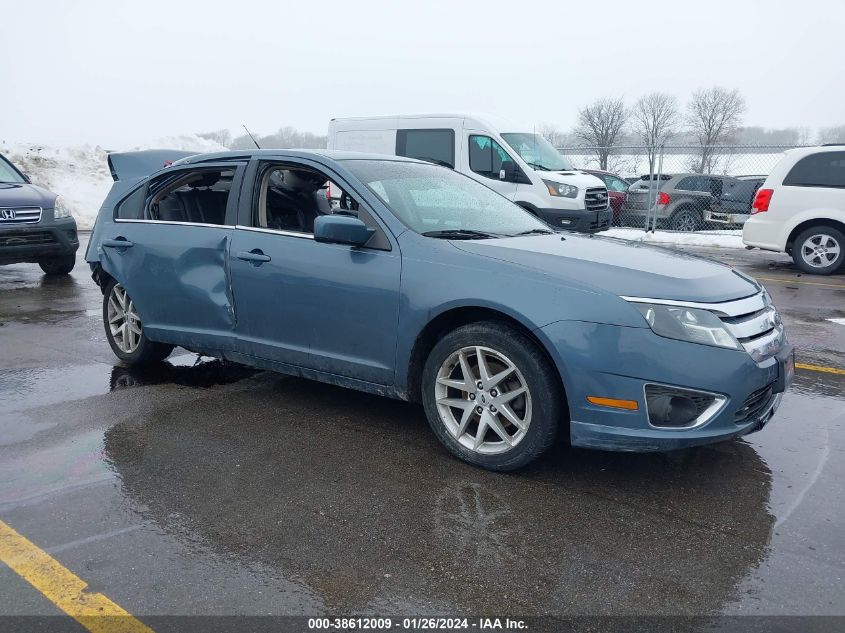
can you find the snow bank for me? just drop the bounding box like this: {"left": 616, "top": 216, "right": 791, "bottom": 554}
{"left": 1, "top": 135, "right": 228, "bottom": 229}
{"left": 604, "top": 228, "right": 745, "bottom": 249}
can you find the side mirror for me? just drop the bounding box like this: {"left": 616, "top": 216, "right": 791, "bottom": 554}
{"left": 313, "top": 215, "right": 376, "bottom": 247}
{"left": 499, "top": 161, "right": 530, "bottom": 184}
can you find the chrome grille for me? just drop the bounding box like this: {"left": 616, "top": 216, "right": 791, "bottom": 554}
{"left": 584, "top": 187, "right": 609, "bottom": 211}
{"left": 0, "top": 206, "right": 42, "bottom": 224}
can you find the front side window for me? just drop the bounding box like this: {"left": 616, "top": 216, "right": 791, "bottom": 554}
{"left": 783, "top": 151, "right": 845, "bottom": 188}
{"left": 147, "top": 168, "right": 234, "bottom": 225}
{"left": 0, "top": 155, "right": 26, "bottom": 184}
{"left": 469, "top": 135, "right": 516, "bottom": 180}
{"left": 344, "top": 159, "right": 549, "bottom": 237}
{"left": 396, "top": 129, "right": 455, "bottom": 168}
{"left": 500, "top": 133, "right": 574, "bottom": 171}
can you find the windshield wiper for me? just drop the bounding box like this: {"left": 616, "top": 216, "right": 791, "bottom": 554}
{"left": 421, "top": 229, "right": 502, "bottom": 240}
{"left": 511, "top": 228, "right": 555, "bottom": 236}
{"left": 525, "top": 162, "right": 551, "bottom": 171}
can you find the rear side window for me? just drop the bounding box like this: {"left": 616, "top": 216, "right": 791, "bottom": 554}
{"left": 146, "top": 168, "right": 235, "bottom": 225}
{"left": 783, "top": 152, "right": 845, "bottom": 188}
{"left": 396, "top": 129, "right": 455, "bottom": 168}
{"left": 676, "top": 176, "right": 708, "bottom": 192}
{"left": 115, "top": 186, "right": 146, "bottom": 220}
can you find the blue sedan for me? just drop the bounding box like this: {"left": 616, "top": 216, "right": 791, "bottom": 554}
{"left": 86, "top": 150, "right": 793, "bottom": 470}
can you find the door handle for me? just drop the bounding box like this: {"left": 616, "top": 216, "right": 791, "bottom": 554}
{"left": 236, "top": 250, "right": 271, "bottom": 265}
{"left": 102, "top": 238, "right": 134, "bottom": 248}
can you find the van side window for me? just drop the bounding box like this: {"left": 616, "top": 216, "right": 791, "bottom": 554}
{"left": 783, "top": 152, "right": 845, "bottom": 188}
{"left": 115, "top": 186, "right": 146, "bottom": 220}
{"left": 469, "top": 135, "right": 514, "bottom": 180}
{"left": 147, "top": 169, "right": 234, "bottom": 225}
{"left": 396, "top": 129, "right": 455, "bottom": 168}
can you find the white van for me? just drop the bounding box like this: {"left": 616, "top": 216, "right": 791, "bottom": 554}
{"left": 743, "top": 145, "right": 845, "bottom": 275}
{"left": 328, "top": 114, "right": 611, "bottom": 232}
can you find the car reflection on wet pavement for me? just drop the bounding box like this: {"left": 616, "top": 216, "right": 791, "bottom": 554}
{"left": 0, "top": 238, "right": 843, "bottom": 624}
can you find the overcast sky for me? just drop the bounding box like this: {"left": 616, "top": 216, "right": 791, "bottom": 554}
{"left": 3, "top": 0, "right": 843, "bottom": 148}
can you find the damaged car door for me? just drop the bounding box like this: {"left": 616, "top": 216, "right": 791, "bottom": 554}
{"left": 98, "top": 162, "right": 245, "bottom": 351}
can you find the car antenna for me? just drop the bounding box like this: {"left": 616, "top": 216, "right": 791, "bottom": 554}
{"left": 242, "top": 124, "right": 261, "bottom": 149}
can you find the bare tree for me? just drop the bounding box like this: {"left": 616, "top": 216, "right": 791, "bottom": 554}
{"left": 631, "top": 92, "right": 679, "bottom": 176}
{"left": 686, "top": 87, "right": 746, "bottom": 173}
{"left": 537, "top": 123, "right": 566, "bottom": 148}
{"left": 817, "top": 125, "right": 845, "bottom": 144}
{"left": 573, "top": 97, "right": 628, "bottom": 170}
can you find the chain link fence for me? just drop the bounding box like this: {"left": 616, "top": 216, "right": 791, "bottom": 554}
{"left": 557, "top": 145, "right": 806, "bottom": 234}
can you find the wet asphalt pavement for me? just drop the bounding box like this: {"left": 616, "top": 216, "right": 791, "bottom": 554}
{"left": 0, "top": 235, "right": 843, "bottom": 628}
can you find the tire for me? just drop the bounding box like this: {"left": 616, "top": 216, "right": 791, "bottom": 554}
{"left": 791, "top": 226, "right": 845, "bottom": 275}
{"left": 39, "top": 254, "right": 76, "bottom": 275}
{"left": 103, "top": 279, "right": 174, "bottom": 365}
{"left": 670, "top": 207, "right": 701, "bottom": 232}
{"left": 421, "top": 321, "right": 563, "bottom": 471}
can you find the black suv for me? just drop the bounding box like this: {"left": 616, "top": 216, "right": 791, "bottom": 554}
{"left": 620, "top": 173, "right": 745, "bottom": 231}
{"left": 0, "top": 152, "right": 78, "bottom": 274}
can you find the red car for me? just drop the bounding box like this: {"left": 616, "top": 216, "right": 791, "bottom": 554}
{"left": 583, "top": 169, "right": 630, "bottom": 223}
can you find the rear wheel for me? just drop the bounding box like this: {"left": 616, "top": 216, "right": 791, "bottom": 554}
{"left": 670, "top": 207, "right": 701, "bottom": 232}
{"left": 421, "top": 322, "right": 563, "bottom": 471}
{"left": 103, "top": 279, "right": 174, "bottom": 365}
{"left": 39, "top": 254, "right": 76, "bottom": 275}
{"left": 792, "top": 226, "right": 844, "bottom": 275}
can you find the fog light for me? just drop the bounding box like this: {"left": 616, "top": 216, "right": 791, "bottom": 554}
{"left": 644, "top": 384, "right": 724, "bottom": 428}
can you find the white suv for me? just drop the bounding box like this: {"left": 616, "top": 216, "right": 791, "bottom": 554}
{"left": 743, "top": 145, "right": 845, "bottom": 275}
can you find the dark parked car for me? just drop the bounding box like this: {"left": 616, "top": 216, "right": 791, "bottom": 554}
{"left": 706, "top": 177, "right": 765, "bottom": 227}
{"left": 583, "top": 169, "right": 630, "bottom": 223}
{"left": 0, "top": 152, "right": 78, "bottom": 274}
{"left": 86, "top": 149, "right": 792, "bottom": 471}
{"left": 621, "top": 173, "right": 744, "bottom": 231}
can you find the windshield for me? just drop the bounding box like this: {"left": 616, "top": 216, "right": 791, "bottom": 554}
{"left": 343, "top": 160, "right": 551, "bottom": 237}
{"left": 0, "top": 155, "right": 26, "bottom": 184}
{"left": 500, "top": 133, "right": 574, "bottom": 171}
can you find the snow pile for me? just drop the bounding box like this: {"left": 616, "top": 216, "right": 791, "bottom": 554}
{"left": 605, "top": 228, "right": 745, "bottom": 248}
{"left": 1, "top": 134, "right": 228, "bottom": 229}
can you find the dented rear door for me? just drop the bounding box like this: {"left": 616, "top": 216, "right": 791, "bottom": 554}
{"left": 98, "top": 162, "right": 245, "bottom": 352}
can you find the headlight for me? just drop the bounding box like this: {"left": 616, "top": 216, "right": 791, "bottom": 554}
{"left": 630, "top": 302, "right": 741, "bottom": 350}
{"left": 543, "top": 179, "right": 578, "bottom": 198}
{"left": 53, "top": 196, "right": 72, "bottom": 219}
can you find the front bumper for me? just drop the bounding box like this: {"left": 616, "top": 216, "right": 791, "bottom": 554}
{"left": 0, "top": 219, "right": 79, "bottom": 265}
{"left": 536, "top": 207, "right": 612, "bottom": 233}
{"left": 706, "top": 210, "right": 749, "bottom": 226}
{"left": 537, "top": 320, "right": 793, "bottom": 452}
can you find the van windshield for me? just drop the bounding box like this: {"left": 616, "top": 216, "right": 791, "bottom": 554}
{"left": 343, "top": 160, "right": 551, "bottom": 238}
{"left": 501, "top": 133, "right": 574, "bottom": 172}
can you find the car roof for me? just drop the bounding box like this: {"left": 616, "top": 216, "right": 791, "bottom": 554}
{"left": 174, "top": 148, "right": 424, "bottom": 165}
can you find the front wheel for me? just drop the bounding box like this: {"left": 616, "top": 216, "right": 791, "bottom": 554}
{"left": 792, "top": 226, "right": 844, "bottom": 275}
{"left": 103, "top": 279, "right": 174, "bottom": 365}
{"left": 39, "top": 254, "right": 76, "bottom": 275}
{"left": 421, "top": 322, "right": 563, "bottom": 471}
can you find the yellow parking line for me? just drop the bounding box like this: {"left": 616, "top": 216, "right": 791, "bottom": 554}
{"left": 756, "top": 276, "right": 845, "bottom": 289}
{"left": 796, "top": 362, "right": 845, "bottom": 376}
{"left": 0, "top": 519, "right": 154, "bottom": 633}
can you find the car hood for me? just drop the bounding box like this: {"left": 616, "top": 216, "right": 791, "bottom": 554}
{"left": 0, "top": 183, "right": 56, "bottom": 208}
{"left": 537, "top": 171, "right": 605, "bottom": 188}
{"left": 451, "top": 234, "right": 759, "bottom": 303}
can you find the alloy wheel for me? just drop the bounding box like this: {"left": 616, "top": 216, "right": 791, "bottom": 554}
{"left": 435, "top": 346, "right": 532, "bottom": 455}
{"left": 107, "top": 283, "right": 142, "bottom": 354}
{"left": 800, "top": 233, "right": 841, "bottom": 269}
